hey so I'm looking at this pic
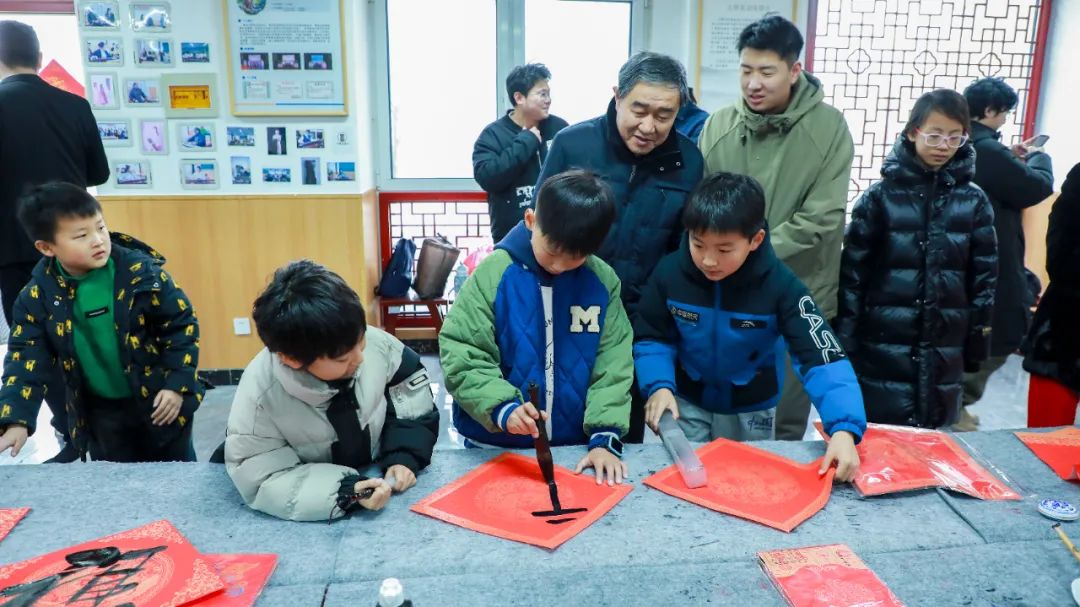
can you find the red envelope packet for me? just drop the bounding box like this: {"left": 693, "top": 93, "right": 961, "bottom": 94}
{"left": 0, "top": 507, "right": 29, "bottom": 544}
{"left": 1015, "top": 427, "right": 1080, "bottom": 480}
{"left": 815, "top": 422, "right": 1020, "bottom": 500}
{"left": 643, "top": 438, "right": 834, "bottom": 532}
{"left": 759, "top": 543, "right": 906, "bottom": 607}
{"left": 192, "top": 554, "right": 277, "bottom": 607}
{"left": 410, "top": 452, "right": 632, "bottom": 550}
{"left": 0, "top": 520, "right": 224, "bottom": 606}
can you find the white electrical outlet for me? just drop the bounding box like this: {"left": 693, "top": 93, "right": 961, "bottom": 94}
{"left": 233, "top": 317, "right": 252, "bottom": 336}
{"left": 336, "top": 131, "right": 348, "bottom": 145}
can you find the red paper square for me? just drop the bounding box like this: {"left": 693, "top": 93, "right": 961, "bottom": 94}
{"left": 759, "top": 543, "right": 906, "bottom": 607}
{"left": 1016, "top": 427, "right": 1080, "bottom": 480}
{"left": 643, "top": 438, "right": 834, "bottom": 532}
{"left": 816, "top": 422, "right": 1020, "bottom": 500}
{"left": 0, "top": 507, "right": 29, "bottom": 544}
{"left": 0, "top": 520, "right": 225, "bottom": 606}
{"left": 192, "top": 554, "right": 277, "bottom": 607}
{"left": 410, "top": 452, "right": 632, "bottom": 550}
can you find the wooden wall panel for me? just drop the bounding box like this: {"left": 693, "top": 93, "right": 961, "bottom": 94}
{"left": 1024, "top": 192, "right": 1059, "bottom": 295}
{"left": 98, "top": 192, "right": 379, "bottom": 369}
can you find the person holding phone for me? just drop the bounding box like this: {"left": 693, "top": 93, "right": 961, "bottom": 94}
{"left": 958, "top": 77, "right": 1054, "bottom": 431}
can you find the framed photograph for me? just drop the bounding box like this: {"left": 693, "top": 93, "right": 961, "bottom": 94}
{"left": 79, "top": 1, "right": 120, "bottom": 29}
{"left": 266, "top": 127, "right": 286, "bottom": 155}
{"left": 239, "top": 52, "right": 268, "bottom": 71}
{"left": 271, "top": 52, "right": 301, "bottom": 70}
{"left": 180, "top": 159, "right": 219, "bottom": 189}
{"left": 139, "top": 119, "right": 168, "bottom": 154}
{"left": 130, "top": 2, "right": 171, "bottom": 32}
{"left": 301, "top": 157, "right": 321, "bottom": 185}
{"left": 181, "top": 42, "right": 210, "bottom": 63}
{"left": 295, "top": 128, "right": 324, "bottom": 149}
{"left": 97, "top": 119, "right": 131, "bottom": 146}
{"left": 124, "top": 78, "right": 161, "bottom": 105}
{"left": 134, "top": 38, "right": 174, "bottom": 67}
{"left": 326, "top": 161, "right": 355, "bottom": 182}
{"left": 85, "top": 38, "right": 123, "bottom": 66}
{"left": 177, "top": 123, "right": 215, "bottom": 151}
{"left": 230, "top": 156, "right": 252, "bottom": 185}
{"left": 88, "top": 73, "right": 118, "bottom": 109}
{"left": 227, "top": 126, "right": 255, "bottom": 146}
{"left": 303, "top": 52, "right": 332, "bottom": 70}
{"left": 113, "top": 160, "right": 152, "bottom": 188}
{"left": 262, "top": 168, "right": 291, "bottom": 183}
{"left": 161, "top": 73, "right": 217, "bottom": 118}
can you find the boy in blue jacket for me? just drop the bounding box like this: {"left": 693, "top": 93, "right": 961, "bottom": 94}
{"left": 633, "top": 172, "right": 864, "bottom": 480}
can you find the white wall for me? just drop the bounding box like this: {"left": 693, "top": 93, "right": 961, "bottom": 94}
{"left": 1035, "top": 1, "right": 1079, "bottom": 189}
{"left": 84, "top": 0, "right": 375, "bottom": 195}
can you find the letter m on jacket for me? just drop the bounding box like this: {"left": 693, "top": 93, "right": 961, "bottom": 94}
{"left": 570, "top": 305, "right": 601, "bottom": 333}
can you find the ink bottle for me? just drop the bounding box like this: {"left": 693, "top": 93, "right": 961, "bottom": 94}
{"left": 377, "top": 577, "right": 413, "bottom": 607}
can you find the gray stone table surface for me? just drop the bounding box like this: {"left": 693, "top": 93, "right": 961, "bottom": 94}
{"left": 1, "top": 430, "right": 1077, "bottom": 605}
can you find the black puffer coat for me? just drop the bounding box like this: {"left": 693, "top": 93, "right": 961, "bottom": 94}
{"left": 1024, "top": 163, "right": 1080, "bottom": 392}
{"left": 835, "top": 137, "right": 997, "bottom": 428}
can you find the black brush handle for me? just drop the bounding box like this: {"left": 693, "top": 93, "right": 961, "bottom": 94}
{"left": 529, "top": 382, "right": 555, "bottom": 486}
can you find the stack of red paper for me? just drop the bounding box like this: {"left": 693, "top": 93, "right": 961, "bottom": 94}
{"left": 411, "top": 452, "right": 632, "bottom": 549}
{"left": 816, "top": 422, "right": 1019, "bottom": 500}
{"left": 1015, "top": 427, "right": 1080, "bottom": 480}
{"left": 759, "top": 543, "right": 906, "bottom": 606}
{"left": 0, "top": 520, "right": 277, "bottom": 606}
{"left": 0, "top": 507, "right": 29, "bottom": 544}
{"left": 644, "top": 438, "right": 835, "bottom": 532}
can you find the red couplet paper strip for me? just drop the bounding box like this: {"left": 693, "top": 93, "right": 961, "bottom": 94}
{"left": 0, "top": 507, "right": 29, "bottom": 543}
{"left": 759, "top": 543, "right": 906, "bottom": 607}
{"left": 410, "top": 452, "right": 632, "bottom": 550}
{"left": 643, "top": 438, "right": 835, "bottom": 533}
{"left": 191, "top": 554, "right": 278, "bottom": 607}
{"left": 1015, "top": 427, "right": 1080, "bottom": 480}
{"left": 815, "top": 422, "right": 1020, "bottom": 500}
{"left": 0, "top": 519, "right": 225, "bottom": 606}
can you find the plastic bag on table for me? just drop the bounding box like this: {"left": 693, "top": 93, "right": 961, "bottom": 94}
{"left": 814, "top": 422, "right": 1020, "bottom": 500}
{"left": 461, "top": 244, "right": 495, "bottom": 275}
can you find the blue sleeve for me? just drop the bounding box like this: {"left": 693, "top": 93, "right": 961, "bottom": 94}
{"left": 633, "top": 341, "right": 677, "bottom": 398}
{"left": 797, "top": 359, "right": 866, "bottom": 442}
{"left": 631, "top": 263, "right": 679, "bottom": 398}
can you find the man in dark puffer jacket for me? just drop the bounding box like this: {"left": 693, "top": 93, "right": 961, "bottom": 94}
{"left": 835, "top": 90, "right": 997, "bottom": 428}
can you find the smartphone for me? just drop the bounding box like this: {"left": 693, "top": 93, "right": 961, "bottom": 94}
{"left": 1025, "top": 134, "right": 1050, "bottom": 147}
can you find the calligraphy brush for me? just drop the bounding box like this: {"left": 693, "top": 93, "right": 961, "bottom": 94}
{"left": 528, "top": 381, "right": 587, "bottom": 521}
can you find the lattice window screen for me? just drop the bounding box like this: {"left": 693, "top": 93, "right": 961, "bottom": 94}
{"left": 808, "top": 0, "right": 1046, "bottom": 209}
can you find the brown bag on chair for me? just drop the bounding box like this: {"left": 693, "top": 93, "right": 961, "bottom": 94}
{"left": 412, "top": 234, "right": 460, "bottom": 299}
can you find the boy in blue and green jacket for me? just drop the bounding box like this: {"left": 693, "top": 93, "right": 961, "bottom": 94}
{"left": 439, "top": 170, "right": 633, "bottom": 484}
{"left": 633, "top": 172, "right": 865, "bottom": 480}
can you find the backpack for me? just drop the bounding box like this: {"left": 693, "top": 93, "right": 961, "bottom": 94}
{"left": 376, "top": 238, "right": 417, "bottom": 298}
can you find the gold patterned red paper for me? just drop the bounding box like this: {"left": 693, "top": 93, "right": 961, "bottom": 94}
{"left": 0, "top": 507, "right": 29, "bottom": 543}
{"left": 759, "top": 543, "right": 906, "bottom": 606}
{"left": 191, "top": 554, "right": 277, "bottom": 607}
{"left": 1015, "top": 427, "right": 1080, "bottom": 480}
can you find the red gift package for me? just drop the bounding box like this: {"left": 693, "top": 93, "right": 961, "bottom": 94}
{"left": 0, "top": 520, "right": 224, "bottom": 606}
{"left": 759, "top": 543, "right": 906, "bottom": 607}
{"left": 816, "top": 422, "right": 1019, "bottom": 500}
{"left": 644, "top": 438, "right": 835, "bottom": 532}
{"left": 410, "top": 452, "right": 632, "bottom": 550}
{"left": 1015, "top": 427, "right": 1080, "bottom": 480}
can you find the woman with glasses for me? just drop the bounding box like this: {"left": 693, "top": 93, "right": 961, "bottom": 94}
{"left": 833, "top": 89, "right": 997, "bottom": 429}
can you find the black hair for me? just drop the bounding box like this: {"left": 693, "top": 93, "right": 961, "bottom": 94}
{"left": 0, "top": 21, "right": 39, "bottom": 70}
{"left": 252, "top": 259, "right": 367, "bottom": 365}
{"left": 736, "top": 14, "right": 804, "bottom": 66}
{"left": 534, "top": 170, "right": 616, "bottom": 258}
{"left": 16, "top": 182, "right": 102, "bottom": 243}
{"left": 617, "top": 51, "right": 689, "bottom": 107}
{"left": 683, "top": 172, "right": 766, "bottom": 238}
{"left": 506, "top": 63, "right": 551, "bottom": 106}
{"left": 904, "top": 89, "right": 972, "bottom": 138}
{"left": 963, "top": 77, "right": 1019, "bottom": 120}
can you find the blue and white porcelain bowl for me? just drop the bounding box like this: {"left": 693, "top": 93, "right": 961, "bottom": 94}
{"left": 1039, "top": 498, "right": 1079, "bottom": 521}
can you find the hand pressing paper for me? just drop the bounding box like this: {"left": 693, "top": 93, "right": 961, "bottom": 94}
{"left": 644, "top": 438, "right": 835, "bottom": 532}
{"left": 410, "top": 452, "right": 631, "bottom": 550}
{"left": 0, "top": 507, "right": 29, "bottom": 544}
{"left": 1015, "top": 427, "right": 1080, "bottom": 481}
{"left": 759, "top": 543, "right": 906, "bottom": 607}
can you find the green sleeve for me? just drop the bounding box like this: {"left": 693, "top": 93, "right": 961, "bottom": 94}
{"left": 438, "top": 252, "right": 520, "bottom": 433}
{"left": 583, "top": 257, "right": 633, "bottom": 437}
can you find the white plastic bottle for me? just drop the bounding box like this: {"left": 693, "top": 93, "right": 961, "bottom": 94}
{"left": 377, "top": 578, "right": 413, "bottom": 607}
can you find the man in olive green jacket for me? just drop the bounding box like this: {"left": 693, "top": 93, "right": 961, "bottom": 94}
{"left": 698, "top": 15, "right": 854, "bottom": 440}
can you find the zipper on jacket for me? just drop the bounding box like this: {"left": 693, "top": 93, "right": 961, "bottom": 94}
{"left": 713, "top": 281, "right": 722, "bottom": 410}
{"left": 628, "top": 164, "right": 637, "bottom": 185}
